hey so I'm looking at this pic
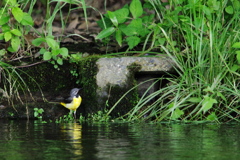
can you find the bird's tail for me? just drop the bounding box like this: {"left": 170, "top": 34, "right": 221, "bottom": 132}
{"left": 60, "top": 102, "right": 66, "bottom": 107}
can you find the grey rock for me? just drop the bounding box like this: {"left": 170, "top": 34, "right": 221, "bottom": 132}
{"left": 96, "top": 56, "right": 175, "bottom": 87}
{"left": 95, "top": 55, "right": 176, "bottom": 107}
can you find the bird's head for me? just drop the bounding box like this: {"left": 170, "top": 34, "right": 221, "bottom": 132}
{"left": 70, "top": 88, "right": 81, "bottom": 97}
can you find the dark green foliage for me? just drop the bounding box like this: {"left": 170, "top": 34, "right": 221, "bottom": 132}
{"left": 75, "top": 56, "right": 100, "bottom": 113}
{"left": 20, "top": 62, "right": 80, "bottom": 92}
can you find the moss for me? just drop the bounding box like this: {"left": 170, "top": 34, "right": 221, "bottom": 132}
{"left": 20, "top": 62, "right": 80, "bottom": 92}
{"left": 127, "top": 62, "right": 142, "bottom": 73}
{"left": 4, "top": 56, "right": 144, "bottom": 119}
{"left": 100, "top": 62, "right": 141, "bottom": 117}
{"left": 75, "top": 55, "right": 101, "bottom": 114}
{"left": 104, "top": 84, "right": 139, "bottom": 117}
{"left": 0, "top": 56, "right": 99, "bottom": 119}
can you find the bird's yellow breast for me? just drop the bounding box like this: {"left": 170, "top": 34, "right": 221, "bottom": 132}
{"left": 60, "top": 96, "right": 82, "bottom": 111}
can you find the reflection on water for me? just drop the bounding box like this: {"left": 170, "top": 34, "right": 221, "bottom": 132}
{"left": 60, "top": 123, "right": 83, "bottom": 159}
{"left": 0, "top": 120, "right": 240, "bottom": 160}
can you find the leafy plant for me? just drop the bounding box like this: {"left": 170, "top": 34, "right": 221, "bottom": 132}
{"left": 8, "top": 112, "right": 14, "bottom": 117}
{"left": 232, "top": 42, "right": 240, "bottom": 71}
{"left": 96, "top": 0, "right": 153, "bottom": 50}
{"left": 0, "top": 0, "right": 34, "bottom": 54}
{"left": 55, "top": 113, "right": 75, "bottom": 123}
{"left": 107, "top": 0, "right": 240, "bottom": 123}
{"left": 0, "top": 61, "right": 36, "bottom": 108}
{"left": 86, "top": 109, "right": 111, "bottom": 122}
{"left": 77, "top": 109, "right": 112, "bottom": 123}
{"left": 34, "top": 107, "right": 44, "bottom": 119}
{"left": 0, "top": 0, "right": 90, "bottom": 68}
{"left": 31, "top": 0, "right": 90, "bottom": 69}
{"left": 32, "top": 36, "right": 69, "bottom": 69}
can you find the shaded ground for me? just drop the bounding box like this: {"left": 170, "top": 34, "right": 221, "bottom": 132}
{"left": 29, "top": 0, "right": 132, "bottom": 53}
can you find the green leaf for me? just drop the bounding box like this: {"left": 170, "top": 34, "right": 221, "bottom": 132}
{"left": 232, "top": 42, "right": 240, "bottom": 48}
{"left": 96, "top": 27, "right": 116, "bottom": 39}
{"left": 207, "top": 0, "right": 220, "bottom": 11}
{"left": 121, "top": 18, "right": 142, "bottom": 36}
{"left": 60, "top": 47, "right": 69, "bottom": 57}
{"left": 1, "top": 24, "right": 10, "bottom": 32}
{"left": 201, "top": 5, "right": 212, "bottom": 20}
{"left": 12, "top": 7, "right": 23, "bottom": 23}
{"left": 168, "top": 102, "right": 174, "bottom": 109}
{"left": 4, "top": 31, "right": 12, "bottom": 42}
{"left": 39, "top": 48, "right": 47, "bottom": 54}
{"left": 51, "top": 49, "right": 61, "bottom": 56}
{"left": 126, "top": 36, "right": 141, "bottom": 49}
{"left": 43, "top": 52, "right": 52, "bottom": 60}
{"left": 225, "top": 6, "right": 233, "bottom": 14}
{"left": 115, "top": 29, "right": 122, "bottom": 46}
{"left": 230, "top": 64, "right": 240, "bottom": 72}
{"left": 107, "top": 11, "right": 118, "bottom": 27}
{"left": 11, "top": 36, "right": 20, "bottom": 52}
{"left": 34, "top": 112, "right": 38, "bottom": 117}
{"left": 187, "top": 97, "right": 202, "bottom": 103}
{"left": 7, "top": 46, "right": 15, "bottom": 52}
{"left": 203, "top": 86, "right": 214, "bottom": 93}
{"left": 171, "top": 108, "right": 184, "bottom": 120}
{"left": 120, "top": 25, "right": 135, "bottom": 36}
{"left": 202, "top": 96, "right": 217, "bottom": 114}
{"left": 130, "top": 0, "right": 143, "bottom": 18}
{"left": 37, "top": 108, "right": 44, "bottom": 114}
{"left": 54, "top": 64, "right": 59, "bottom": 69}
{"left": 32, "top": 38, "right": 46, "bottom": 46}
{"left": 114, "top": 8, "right": 129, "bottom": 23}
{"left": 11, "top": 29, "right": 22, "bottom": 36}
{"left": 233, "top": 0, "right": 240, "bottom": 10}
{"left": 138, "top": 27, "right": 150, "bottom": 37}
{"left": 237, "top": 52, "right": 240, "bottom": 64}
{"left": 129, "top": 18, "right": 142, "bottom": 29}
{"left": 142, "top": 15, "right": 154, "bottom": 23}
{"left": 70, "top": 53, "right": 82, "bottom": 61}
{"left": 0, "top": 49, "right": 6, "bottom": 56}
{"left": 0, "top": 15, "right": 10, "bottom": 25}
{"left": 57, "top": 58, "right": 63, "bottom": 65}
{"left": 206, "top": 112, "right": 218, "bottom": 121}
{"left": 21, "top": 12, "right": 34, "bottom": 26}
{"left": 157, "top": 38, "right": 166, "bottom": 46}
{"left": 0, "top": 33, "right": 4, "bottom": 40}
{"left": 216, "top": 92, "right": 227, "bottom": 102}
{"left": 46, "top": 37, "right": 58, "bottom": 49}
{"left": 194, "top": 17, "right": 203, "bottom": 29}
{"left": 7, "top": 0, "right": 17, "bottom": 6}
{"left": 96, "top": 17, "right": 113, "bottom": 29}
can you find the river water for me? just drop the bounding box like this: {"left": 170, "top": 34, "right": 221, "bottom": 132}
{"left": 0, "top": 120, "right": 239, "bottom": 160}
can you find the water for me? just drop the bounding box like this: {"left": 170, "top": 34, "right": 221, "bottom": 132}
{"left": 0, "top": 120, "right": 239, "bottom": 160}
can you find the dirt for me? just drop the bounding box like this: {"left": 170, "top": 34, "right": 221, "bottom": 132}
{"left": 30, "top": 0, "right": 133, "bottom": 51}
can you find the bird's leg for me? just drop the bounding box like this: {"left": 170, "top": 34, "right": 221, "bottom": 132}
{"left": 74, "top": 110, "right": 77, "bottom": 119}
{"left": 69, "top": 110, "right": 74, "bottom": 118}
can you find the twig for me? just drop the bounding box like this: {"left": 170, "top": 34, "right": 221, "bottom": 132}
{"left": 14, "top": 60, "right": 50, "bottom": 68}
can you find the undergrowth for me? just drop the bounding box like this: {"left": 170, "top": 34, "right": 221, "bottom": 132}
{"left": 105, "top": 0, "right": 240, "bottom": 123}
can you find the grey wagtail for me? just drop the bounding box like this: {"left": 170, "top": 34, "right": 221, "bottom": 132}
{"left": 60, "top": 88, "right": 82, "bottom": 119}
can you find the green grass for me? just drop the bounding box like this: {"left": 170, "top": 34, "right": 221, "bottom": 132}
{"left": 108, "top": 0, "right": 240, "bottom": 123}
{"left": 0, "top": 61, "right": 42, "bottom": 118}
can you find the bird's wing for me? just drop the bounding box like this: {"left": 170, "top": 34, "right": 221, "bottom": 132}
{"left": 63, "top": 96, "right": 73, "bottom": 103}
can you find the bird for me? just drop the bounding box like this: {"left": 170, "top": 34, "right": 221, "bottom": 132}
{"left": 60, "top": 88, "right": 82, "bottom": 119}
